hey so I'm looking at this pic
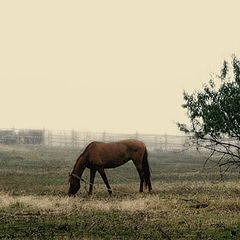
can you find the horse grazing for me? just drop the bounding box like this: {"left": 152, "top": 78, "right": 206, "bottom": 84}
{"left": 68, "top": 139, "right": 152, "bottom": 196}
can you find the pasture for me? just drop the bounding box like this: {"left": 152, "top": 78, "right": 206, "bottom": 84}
{"left": 0, "top": 144, "right": 240, "bottom": 239}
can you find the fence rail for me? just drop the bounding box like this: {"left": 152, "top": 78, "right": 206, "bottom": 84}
{"left": 0, "top": 128, "right": 190, "bottom": 152}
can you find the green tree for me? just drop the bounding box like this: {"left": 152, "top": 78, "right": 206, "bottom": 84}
{"left": 178, "top": 55, "right": 240, "bottom": 168}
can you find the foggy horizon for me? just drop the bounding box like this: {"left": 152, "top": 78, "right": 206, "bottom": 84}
{"left": 1, "top": 1, "right": 240, "bottom": 136}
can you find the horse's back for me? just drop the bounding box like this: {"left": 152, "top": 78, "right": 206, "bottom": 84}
{"left": 89, "top": 139, "right": 145, "bottom": 154}
{"left": 85, "top": 139, "right": 146, "bottom": 168}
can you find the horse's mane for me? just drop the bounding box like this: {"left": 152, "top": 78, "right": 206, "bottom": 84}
{"left": 73, "top": 142, "right": 95, "bottom": 171}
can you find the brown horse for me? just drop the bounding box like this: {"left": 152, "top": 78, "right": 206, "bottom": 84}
{"left": 68, "top": 139, "right": 152, "bottom": 196}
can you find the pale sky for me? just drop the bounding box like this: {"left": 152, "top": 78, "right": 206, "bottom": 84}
{"left": 0, "top": 0, "right": 240, "bottom": 134}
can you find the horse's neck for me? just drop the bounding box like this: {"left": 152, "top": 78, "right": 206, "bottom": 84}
{"left": 73, "top": 155, "right": 87, "bottom": 176}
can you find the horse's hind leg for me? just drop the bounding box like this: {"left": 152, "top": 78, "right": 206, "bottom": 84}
{"left": 136, "top": 167, "right": 144, "bottom": 193}
{"left": 98, "top": 168, "right": 112, "bottom": 195}
{"left": 132, "top": 160, "right": 145, "bottom": 193}
{"left": 89, "top": 168, "right": 96, "bottom": 195}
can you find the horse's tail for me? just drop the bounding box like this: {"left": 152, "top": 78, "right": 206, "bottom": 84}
{"left": 142, "top": 148, "right": 152, "bottom": 191}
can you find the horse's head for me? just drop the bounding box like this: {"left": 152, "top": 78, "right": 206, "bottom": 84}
{"left": 68, "top": 173, "right": 80, "bottom": 196}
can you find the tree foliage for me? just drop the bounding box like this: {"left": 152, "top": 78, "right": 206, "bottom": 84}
{"left": 178, "top": 55, "right": 240, "bottom": 168}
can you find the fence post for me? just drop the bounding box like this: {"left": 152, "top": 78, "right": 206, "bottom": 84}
{"left": 102, "top": 131, "right": 106, "bottom": 142}
{"left": 64, "top": 131, "right": 67, "bottom": 148}
{"left": 164, "top": 134, "right": 168, "bottom": 151}
{"left": 154, "top": 136, "right": 157, "bottom": 151}
{"left": 135, "top": 131, "right": 138, "bottom": 140}
{"left": 48, "top": 130, "right": 52, "bottom": 148}
{"left": 71, "top": 129, "right": 75, "bottom": 149}
{"left": 42, "top": 128, "right": 45, "bottom": 147}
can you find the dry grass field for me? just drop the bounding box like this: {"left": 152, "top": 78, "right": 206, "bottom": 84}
{"left": 0, "top": 144, "right": 240, "bottom": 239}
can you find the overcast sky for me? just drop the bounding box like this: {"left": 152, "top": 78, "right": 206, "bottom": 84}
{"left": 0, "top": 0, "right": 239, "bottom": 135}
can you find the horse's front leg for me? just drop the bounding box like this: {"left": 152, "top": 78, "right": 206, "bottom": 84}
{"left": 98, "top": 168, "right": 112, "bottom": 195}
{"left": 89, "top": 168, "right": 96, "bottom": 195}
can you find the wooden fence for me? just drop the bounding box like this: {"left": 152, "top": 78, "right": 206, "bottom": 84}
{"left": 0, "top": 128, "right": 190, "bottom": 152}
